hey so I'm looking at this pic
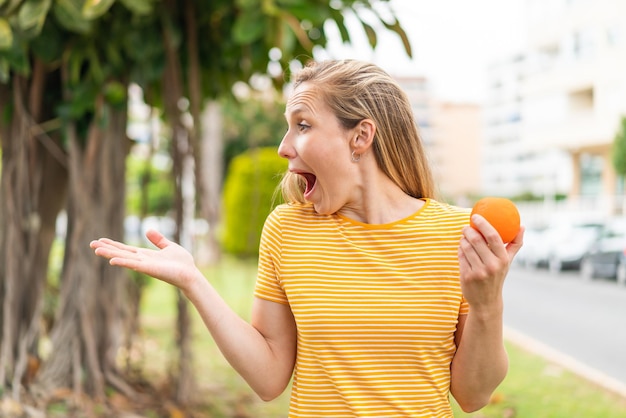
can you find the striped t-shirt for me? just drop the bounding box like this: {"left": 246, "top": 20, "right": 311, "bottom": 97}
{"left": 254, "top": 198, "right": 471, "bottom": 417}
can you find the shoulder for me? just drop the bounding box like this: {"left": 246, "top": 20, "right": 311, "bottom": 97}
{"left": 420, "top": 199, "right": 471, "bottom": 230}
{"left": 270, "top": 202, "right": 316, "bottom": 217}
{"left": 267, "top": 202, "right": 320, "bottom": 226}
{"left": 424, "top": 198, "right": 471, "bottom": 218}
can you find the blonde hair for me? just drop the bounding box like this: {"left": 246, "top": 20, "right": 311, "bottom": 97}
{"left": 280, "top": 59, "right": 435, "bottom": 204}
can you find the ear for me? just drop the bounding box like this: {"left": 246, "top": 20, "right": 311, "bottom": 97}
{"left": 351, "top": 119, "right": 376, "bottom": 153}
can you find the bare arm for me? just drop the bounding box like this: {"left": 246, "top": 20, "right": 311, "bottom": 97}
{"left": 90, "top": 229, "right": 297, "bottom": 400}
{"left": 450, "top": 214, "right": 524, "bottom": 412}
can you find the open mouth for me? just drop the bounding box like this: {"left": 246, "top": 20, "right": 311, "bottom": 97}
{"left": 300, "top": 173, "right": 317, "bottom": 197}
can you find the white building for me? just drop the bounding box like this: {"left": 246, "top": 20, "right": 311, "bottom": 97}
{"left": 484, "top": 54, "right": 573, "bottom": 200}
{"left": 521, "top": 0, "right": 626, "bottom": 215}
{"left": 396, "top": 76, "right": 483, "bottom": 204}
{"left": 483, "top": 0, "right": 626, "bottom": 224}
{"left": 483, "top": 54, "right": 527, "bottom": 198}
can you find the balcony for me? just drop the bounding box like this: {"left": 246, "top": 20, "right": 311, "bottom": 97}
{"left": 522, "top": 111, "right": 615, "bottom": 151}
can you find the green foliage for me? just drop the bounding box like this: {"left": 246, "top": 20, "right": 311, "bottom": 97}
{"left": 126, "top": 152, "right": 174, "bottom": 216}
{"left": 221, "top": 147, "right": 287, "bottom": 257}
{"left": 0, "top": 0, "right": 162, "bottom": 133}
{"left": 612, "top": 116, "right": 626, "bottom": 177}
{"left": 0, "top": 0, "right": 411, "bottom": 140}
{"left": 222, "top": 92, "right": 286, "bottom": 175}
{"left": 0, "top": 18, "right": 12, "bottom": 50}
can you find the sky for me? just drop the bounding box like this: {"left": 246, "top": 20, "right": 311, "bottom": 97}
{"left": 318, "top": 0, "right": 528, "bottom": 103}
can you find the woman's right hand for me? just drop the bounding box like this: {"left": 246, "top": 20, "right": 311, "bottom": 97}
{"left": 90, "top": 229, "right": 200, "bottom": 292}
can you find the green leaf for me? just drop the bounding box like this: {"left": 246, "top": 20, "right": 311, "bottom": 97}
{"left": 30, "top": 19, "right": 63, "bottom": 62}
{"left": 67, "top": 50, "right": 85, "bottom": 84}
{"left": 361, "top": 21, "right": 377, "bottom": 49}
{"left": 52, "top": 0, "right": 91, "bottom": 33}
{"left": 86, "top": 45, "right": 104, "bottom": 82}
{"left": 286, "top": 3, "right": 329, "bottom": 24}
{"left": 17, "top": 0, "right": 51, "bottom": 35}
{"left": 381, "top": 19, "right": 412, "bottom": 58}
{"left": 329, "top": 9, "right": 350, "bottom": 43}
{"left": 105, "top": 42, "right": 123, "bottom": 68}
{"left": 232, "top": 10, "right": 266, "bottom": 44}
{"left": 0, "top": 0, "right": 25, "bottom": 16}
{"left": 0, "top": 57, "right": 9, "bottom": 82}
{"left": 118, "top": 0, "right": 153, "bottom": 15}
{"left": 235, "top": 0, "right": 259, "bottom": 9}
{"left": 82, "top": 0, "right": 115, "bottom": 20}
{"left": 3, "top": 42, "right": 30, "bottom": 75}
{"left": 0, "top": 18, "right": 12, "bottom": 50}
{"left": 103, "top": 80, "right": 126, "bottom": 107}
{"left": 613, "top": 117, "right": 626, "bottom": 176}
{"left": 278, "top": 19, "right": 295, "bottom": 53}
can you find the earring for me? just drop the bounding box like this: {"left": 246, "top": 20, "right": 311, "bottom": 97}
{"left": 351, "top": 150, "right": 361, "bottom": 163}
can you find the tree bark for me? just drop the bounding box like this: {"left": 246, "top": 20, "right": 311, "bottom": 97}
{"left": 183, "top": 0, "right": 220, "bottom": 266}
{"left": 199, "top": 101, "right": 224, "bottom": 265}
{"left": 34, "top": 91, "right": 134, "bottom": 401}
{"left": 0, "top": 69, "right": 68, "bottom": 400}
{"left": 162, "top": 2, "right": 195, "bottom": 404}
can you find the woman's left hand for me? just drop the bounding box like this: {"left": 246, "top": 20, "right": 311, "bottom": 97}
{"left": 458, "top": 214, "right": 524, "bottom": 313}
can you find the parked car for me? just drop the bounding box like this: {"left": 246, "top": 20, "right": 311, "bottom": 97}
{"left": 546, "top": 222, "right": 604, "bottom": 273}
{"left": 580, "top": 218, "right": 626, "bottom": 285}
{"left": 515, "top": 226, "right": 547, "bottom": 268}
{"left": 518, "top": 222, "right": 603, "bottom": 272}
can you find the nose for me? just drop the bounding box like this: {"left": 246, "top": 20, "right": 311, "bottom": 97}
{"left": 278, "top": 132, "right": 295, "bottom": 159}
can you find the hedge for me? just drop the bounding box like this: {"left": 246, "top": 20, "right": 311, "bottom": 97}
{"left": 220, "top": 147, "right": 288, "bottom": 256}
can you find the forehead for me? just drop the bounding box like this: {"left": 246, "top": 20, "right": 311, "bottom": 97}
{"left": 285, "top": 83, "right": 327, "bottom": 117}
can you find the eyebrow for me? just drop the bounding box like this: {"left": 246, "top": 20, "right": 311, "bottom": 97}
{"left": 284, "top": 106, "right": 308, "bottom": 119}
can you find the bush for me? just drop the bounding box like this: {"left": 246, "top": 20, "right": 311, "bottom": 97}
{"left": 221, "top": 147, "right": 287, "bottom": 257}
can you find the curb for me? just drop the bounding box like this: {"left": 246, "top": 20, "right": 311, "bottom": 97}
{"left": 504, "top": 326, "right": 626, "bottom": 399}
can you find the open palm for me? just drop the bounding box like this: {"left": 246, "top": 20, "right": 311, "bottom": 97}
{"left": 90, "top": 229, "right": 199, "bottom": 292}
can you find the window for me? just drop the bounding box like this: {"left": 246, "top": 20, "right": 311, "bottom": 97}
{"left": 579, "top": 153, "right": 604, "bottom": 196}
{"left": 572, "top": 28, "right": 595, "bottom": 60}
{"left": 569, "top": 88, "right": 594, "bottom": 112}
{"left": 607, "top": 25, "right": 622, "bottom": 46}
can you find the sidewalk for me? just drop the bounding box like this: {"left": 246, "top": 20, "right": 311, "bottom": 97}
{"left": 505, "top": 326, "right": 626, "bottom": 399}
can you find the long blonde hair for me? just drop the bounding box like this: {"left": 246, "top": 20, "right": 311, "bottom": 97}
{"left": 280, "top": 59, "right": 435, "bottom": 204}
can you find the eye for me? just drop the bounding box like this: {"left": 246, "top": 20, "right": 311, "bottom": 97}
{"left": 297, "top": 123, "right": 310, "bottom": 132}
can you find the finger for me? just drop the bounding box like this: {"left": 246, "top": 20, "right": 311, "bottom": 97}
{"left": 145, "top": 229, "right": 170, "bottom": 249}
{"left": 469, "top": 215, "right": 508, "bottom": 258}
{"left": 91, "top": 238, "right": 139, "bottom": 253}
{"left": 108, "top": 256, "right": 146, "bottom": 271}
{"left": 506, "top": 226, "right": 525, "bottom": 258}
{"left": 470, "top": 214, "right": 501, "bottom": 245}
{"left": 459, "top": 234, "right": 483, "bottom": 271}
{"left": 93, "top": 245, "right": 141, "bottom": 261}
{"left": 458, "top": 247, "right": 472, "bottom": 279}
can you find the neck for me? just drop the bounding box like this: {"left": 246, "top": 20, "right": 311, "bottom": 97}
{"left": 338, "top": 167, "right": 425, "bottom": 224}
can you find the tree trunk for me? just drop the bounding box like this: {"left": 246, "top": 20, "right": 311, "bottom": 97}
{"left": 199, "top": 101, "right": 223, "bottom": 265}
{"left": 183, "top": 0, "right": 220, "bottom": 266}
{"left": 0, "top": 69, "right": 68, "bottom": 400}
{"left": 34, "top": 92, "right": 134, "bottom": 401}
{"left": 162, "top": 3, "right": 195, "bottom": 404}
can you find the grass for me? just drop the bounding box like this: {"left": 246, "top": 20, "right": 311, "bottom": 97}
{"left": 451, "top": 343, "right": 626, "bottom": 417}
{"left": 139, "top": 256, "right": 626, "bottom": 417}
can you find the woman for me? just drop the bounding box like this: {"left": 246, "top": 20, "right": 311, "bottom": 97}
{"left": 91, "top": 59, "right": 524, "bottom": 417}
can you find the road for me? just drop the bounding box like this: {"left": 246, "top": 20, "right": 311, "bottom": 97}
{"left": 503, "top": 265, "right": 626, "bottom": 396}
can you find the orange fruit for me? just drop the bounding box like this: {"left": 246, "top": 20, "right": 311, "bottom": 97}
{"left": 470, "top": 197, "right": 520, "bottom": 243}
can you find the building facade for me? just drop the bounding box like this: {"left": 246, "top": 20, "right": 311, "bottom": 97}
{"left": 521, "top": 0, "right": 626, "bottom": 214}
{"left": 395, "top": 76, "right": 483, "bottom": 205}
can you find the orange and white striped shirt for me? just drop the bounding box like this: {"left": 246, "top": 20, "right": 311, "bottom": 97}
{"left": 255, "top": 199, "right": 470, "bottom": 417}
